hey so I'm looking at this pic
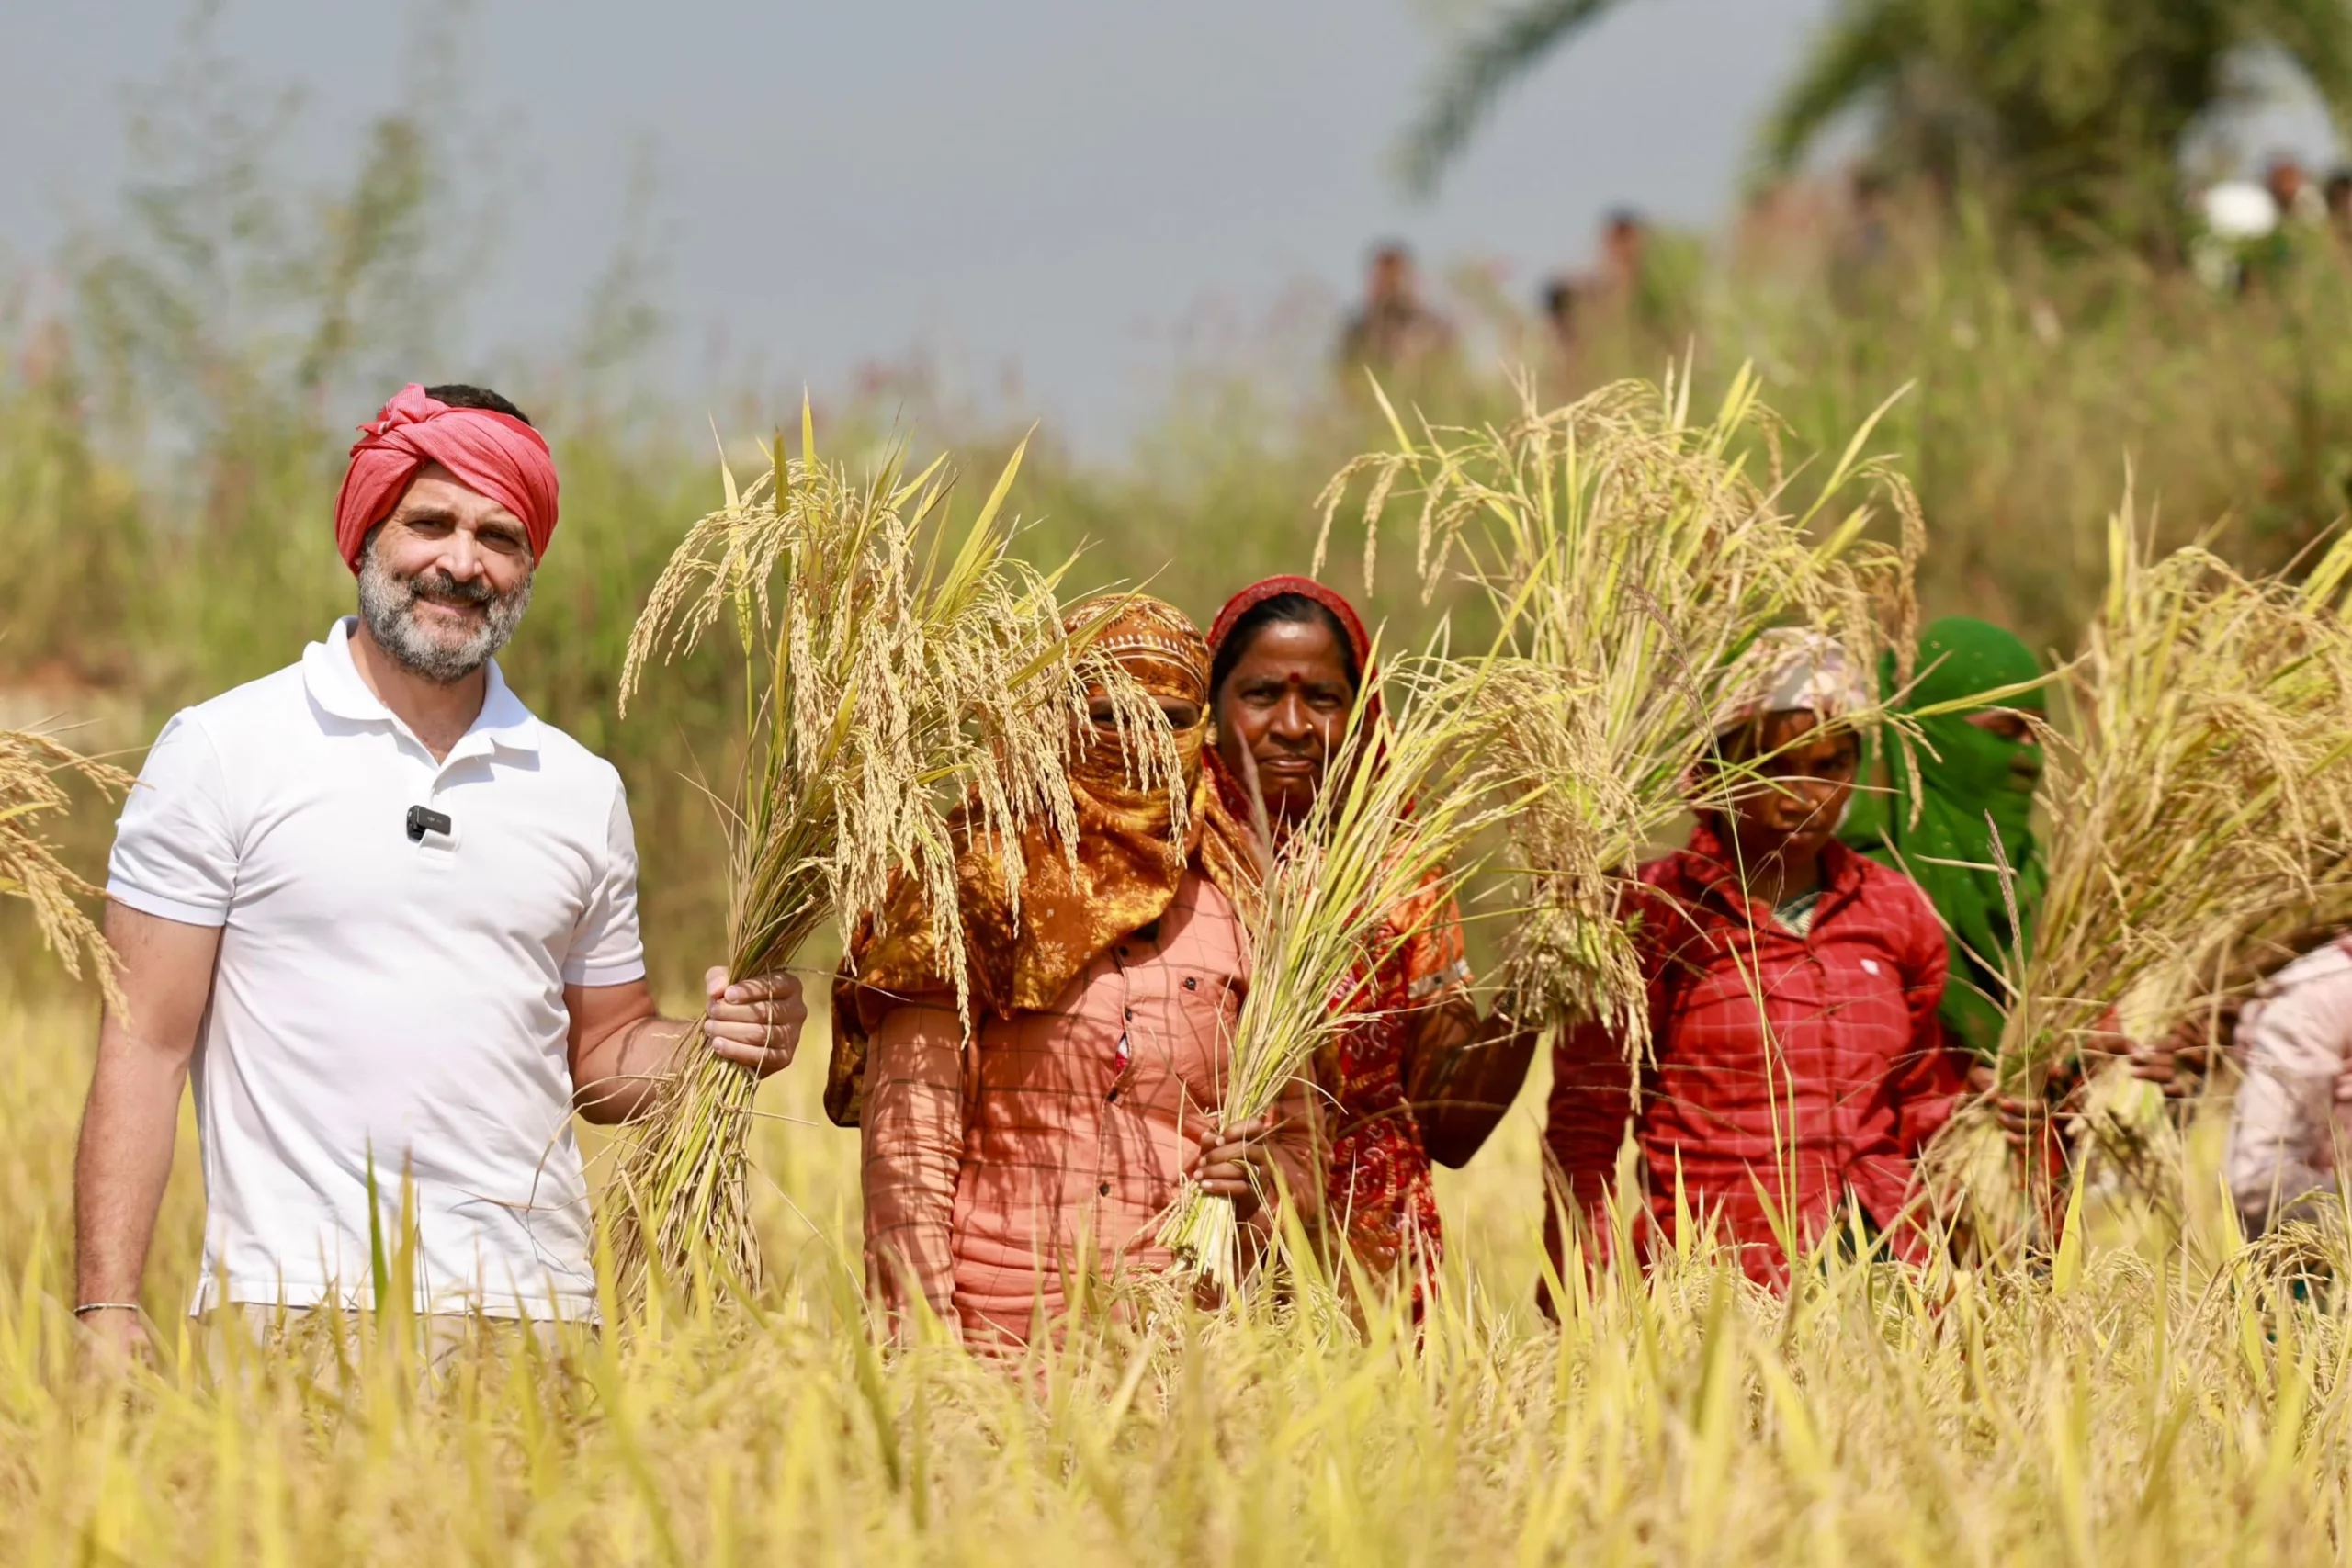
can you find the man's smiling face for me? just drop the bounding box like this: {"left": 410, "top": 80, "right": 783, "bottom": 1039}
{"left": 356, "top": 461, "right": 537, "bottom": 684}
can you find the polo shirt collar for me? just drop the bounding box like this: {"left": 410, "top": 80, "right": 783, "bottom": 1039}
{"left": 303, "top": 617, "right": 543, "bottom": 758}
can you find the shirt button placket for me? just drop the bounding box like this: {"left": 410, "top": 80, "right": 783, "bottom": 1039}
{"left": 1095, "top": 954, "right": 1135, "bottom": 1219}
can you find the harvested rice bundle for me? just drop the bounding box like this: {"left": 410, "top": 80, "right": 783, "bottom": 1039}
{"left": 2064, "top": 851, "right": 2352, "bottom": 1217}
{"left": 612, "top": 414, "right": 1163, "bottom": 1302}
{"left": 1930, "top": 510, "right": 2352, "bottom": 1256}
{"left": 1315, "top": 368, "right": 1917, "bottom": 1048}
{"left": 1158, "top": 650, "right": 1517, "bottom": 1290}
{"left": 0, "top": 724, "right": 128, "bottom": 1004}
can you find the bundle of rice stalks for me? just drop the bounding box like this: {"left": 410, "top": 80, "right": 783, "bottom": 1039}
{"left": 2066, "top": 852, "right": 2352, "bottom": 1219}
{"left": 1158, "top": 649, "right": 1518, "bottom": 1292}
{"left": 611, "top": 412, "right": 1162, "bottom": 1304}
{"left": 1930, "top": 507, "right": 2352, "bottom": 1257}
{"left": 0, "top": 724, "right": 127, "bottom": 1004}
{"left": 1315, "top": 368, "right": 1918, "bottom": 1048}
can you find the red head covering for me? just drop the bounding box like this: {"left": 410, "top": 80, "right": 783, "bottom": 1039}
{"left": 1207, "top": 574, "right": 1373, "bottom": 677}
{"left": 1205, "top": 576, "right": 1385, "bottom": 823}
{"left": 332, "top": 384, "right": 560, "bottom": 574}
{"left": 1208, "top": 575, "right": 1379, "bottom": 730}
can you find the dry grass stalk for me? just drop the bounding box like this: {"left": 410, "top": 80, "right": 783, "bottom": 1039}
{"left": 1159, "top": 649, "right": 1519, "bottom": 1288}
{"left": 1929, "top": 504, "right": 2352, "bottom": 1256}
{"left": 0, "top": 724, "right": 128, "bottom": 1006}
{"left": 1315, "top": 367, "right": 1919, "bottom": 1049}
{"left": 609, "top": 410, "right": 1165, "bottom": 1304}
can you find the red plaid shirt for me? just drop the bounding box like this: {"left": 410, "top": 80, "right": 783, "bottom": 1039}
{"left": 1544, "top": 821, "right": 1965, "bottom": 1286}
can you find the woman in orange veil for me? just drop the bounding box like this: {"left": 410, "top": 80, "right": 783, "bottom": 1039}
{"left": 829, "top": 594, "right": 1317, "bottom": 1344}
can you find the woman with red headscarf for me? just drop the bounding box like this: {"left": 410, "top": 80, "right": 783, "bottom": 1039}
{"left": 1205, "top": 577, "right": 1537, "bottom": 1291}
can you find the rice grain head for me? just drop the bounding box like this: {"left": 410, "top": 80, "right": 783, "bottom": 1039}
{"left": 608, "top": 414, "right": 1170, "bottom": 1304}
{"left": 1926, "top": 500, "right": 2352, "bottom": 1257}
{"left": 1315, "top": 367, "right": 1920, "bottom": 1055}
{"left": 0, "top": 723, "right": 129, "bottom": 1006}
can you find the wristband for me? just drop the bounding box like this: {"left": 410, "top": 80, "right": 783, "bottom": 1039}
{"left": 73, "top": 1303, "right": 142, "bottom": 1317}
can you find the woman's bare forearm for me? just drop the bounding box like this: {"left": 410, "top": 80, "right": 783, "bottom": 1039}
{"left": 1415, "top": 1007, "right": 1541, "bottom": 1169}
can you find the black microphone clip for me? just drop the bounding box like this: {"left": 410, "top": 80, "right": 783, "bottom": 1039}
{"left": 406, "top": 805, "right": 454, "bottom": 843}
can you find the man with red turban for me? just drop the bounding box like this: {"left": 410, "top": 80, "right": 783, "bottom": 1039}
{"left": 73, "top": 383, "right": 807, "bottom": 1359}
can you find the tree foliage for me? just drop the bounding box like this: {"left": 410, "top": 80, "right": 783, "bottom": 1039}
{"left": 1402, "top": 0, "right": 2352, "bottom": 234}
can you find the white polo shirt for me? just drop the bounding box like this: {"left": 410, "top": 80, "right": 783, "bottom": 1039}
{"left": 107, "top": 619, "right": 645, "bottom": 1318}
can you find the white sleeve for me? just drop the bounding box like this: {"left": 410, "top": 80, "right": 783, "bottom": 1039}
{"left": 106, "top": 711, "right": 239, "bottom": 928}
{"left": 2226, "top": 954, "right": 2352, "bottom": 1232}
{"left": 563, "top": 773, "right": 647, "bottom": 987}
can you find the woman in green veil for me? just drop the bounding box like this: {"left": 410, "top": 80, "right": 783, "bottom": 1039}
{"left": 1842, "top": 616, "right": 2047, "bottom": 1064}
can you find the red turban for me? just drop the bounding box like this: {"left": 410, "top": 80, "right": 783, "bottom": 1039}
{"left": 332, "top": 384, "right": 560, "bottom": 574}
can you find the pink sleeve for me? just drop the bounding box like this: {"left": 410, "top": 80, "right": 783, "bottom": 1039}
{"left": 859, "top": 1000, "right": 967, "bottom": 1331}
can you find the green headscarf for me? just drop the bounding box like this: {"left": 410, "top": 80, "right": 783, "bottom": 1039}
{"left": 1842, "top": 617, "right": 2047, "bottom": 1060}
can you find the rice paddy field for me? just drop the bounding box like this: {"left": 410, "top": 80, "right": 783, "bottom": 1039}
{"left": 0, "top": 987, "right": 2343, "bottom": 1564}
{"left": 13, "top": 77, "right": 2352, "bottom": 1567}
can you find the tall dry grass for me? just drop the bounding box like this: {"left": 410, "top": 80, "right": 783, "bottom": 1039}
{"left": 1315, "top": 369, "right": 1917, "bottom": 1047}
{"left": 605, "top": 422, "right": 1143, "bottom": 1300}
{"left": 0, "top": 729, "right": 127, "bottom": 1006}
{"left": 0, "top": 992, "right": 2345, "bottom": 1564}
{"left": 1929, "top": 509, "right": 2352, "bottom": 1256}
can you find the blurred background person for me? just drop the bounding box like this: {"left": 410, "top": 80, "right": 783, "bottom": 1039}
{"left": 1588, "top": 206, "right": 1702, "bottom": 345}
{"left": 2327, "top": 170, "right": 2352, "bottom": 247}
{"left": 1830, "top": 168, "right": 1897, "bottom": 309}
{"left": 1337, "top": 241, "right": 1457, "bottom": 376}
{"left": 2267, "top": 155, "right": 2324, "bottom": 229}
{"left": 1538, "top": 276, "right": 1580, "bottom": 364}
{"left": 1597, "top": 209, "right": 1649, "bottom": 298}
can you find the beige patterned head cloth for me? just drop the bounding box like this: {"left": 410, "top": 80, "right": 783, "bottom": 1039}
{"left": 1711, "top": 628, "right": 1872, "bottom": 739}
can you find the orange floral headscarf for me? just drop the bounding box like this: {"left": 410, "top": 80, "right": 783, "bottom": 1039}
{"left": 825, "top": 594, "right": 1263, "bottom": 1125}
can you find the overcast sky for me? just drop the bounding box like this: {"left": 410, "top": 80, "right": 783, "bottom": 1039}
{"left": 3, "top": 0, "right": 2339, "bottom": 453}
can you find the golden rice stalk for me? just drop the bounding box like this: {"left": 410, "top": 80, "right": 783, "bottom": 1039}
{"left": 610, "top": 411, "right": 1169, "bottom": 1305}
{"left": 0, "top": 724, "right": 128, "bottom": 1007}
{"left": 2117, "top": 851, "right": 2352, "bottom": 1064}
{"left": 2054, "top": 857, "right": 2352, "bottom": 1220}
{"left": 1928, "top": 503, "right": 2352, "bottom": 1257}
{"left": 1158, "top": 649, "right": 1521, "bottom": 1291}
{"left": 1315, "top": 367, "right": 1918, "bottom": 1050}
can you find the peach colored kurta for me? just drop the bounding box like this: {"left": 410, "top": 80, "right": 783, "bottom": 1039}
{"left": 860, "top": 872, "right": 1311, "bottom": 1342}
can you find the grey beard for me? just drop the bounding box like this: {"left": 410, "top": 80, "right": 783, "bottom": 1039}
{"left": 356, "top": 547, "right": 534, "bottom": 685}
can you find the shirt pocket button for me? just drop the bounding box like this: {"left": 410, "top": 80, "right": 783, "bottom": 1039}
{"left": 1183, "top": 976, "right": 1199, "bottom": 991}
